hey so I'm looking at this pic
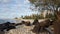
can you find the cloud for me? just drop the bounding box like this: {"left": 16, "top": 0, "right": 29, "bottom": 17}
{"left": 0, "top": 0, "right": 11, "bottom": 3}
{"left": 2, "top": 0, "right": 10, "bottom": 2}
{"left": 24, "top": 0, "right": 30, "bottom": 4}
{"left": 0, "top": 0, "right": 38, "bottom": 18}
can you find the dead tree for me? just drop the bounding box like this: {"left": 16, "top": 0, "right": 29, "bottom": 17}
{"left": 32, "top": 19, "right": 54, "bottom": 34}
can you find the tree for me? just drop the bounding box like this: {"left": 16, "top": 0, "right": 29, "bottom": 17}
{"left": 15, "top": 17, "right": 18, "bottom": 19}
{"left": 29, "top": 0, "right": 60, "bottom": 34}
{"left": 21, "top": 16, "right": 23, "bottom": 18}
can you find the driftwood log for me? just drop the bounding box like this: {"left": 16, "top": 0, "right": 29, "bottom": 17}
{"left": 32, "top": 19, "right": 54, "bottom": 34}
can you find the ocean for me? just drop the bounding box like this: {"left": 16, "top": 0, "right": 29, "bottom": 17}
{"left": 0, "top": 19, "right": 21, "bottom": 24}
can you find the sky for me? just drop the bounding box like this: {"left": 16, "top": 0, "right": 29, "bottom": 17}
{"left": 0, "top": 0, "right": 38, "bottom": 19}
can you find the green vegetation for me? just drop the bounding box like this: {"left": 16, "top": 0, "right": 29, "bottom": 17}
{"left": 21, "top": 13, "right": 55, "bottom": 19}
{"left": 29, "top": 0, "right": 60, "bottom": 20}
